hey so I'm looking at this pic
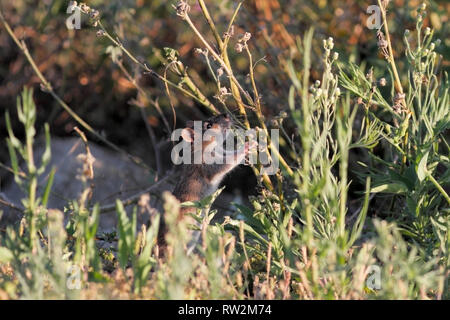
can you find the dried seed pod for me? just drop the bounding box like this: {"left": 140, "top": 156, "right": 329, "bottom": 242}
{"left": 90, "top": 9, "right": 100, "bottom": 20}
{"left": 174, "top": 1, "right": 190, "bottom": 19}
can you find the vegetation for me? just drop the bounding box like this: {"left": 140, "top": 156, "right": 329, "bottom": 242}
{"left": 0, "top": 0, "right": 448, "bottom": 299}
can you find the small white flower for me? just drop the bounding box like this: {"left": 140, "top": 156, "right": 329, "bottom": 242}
{"left": 327, "top": 37, "right": 334, "bottom": 49}
{"left": 219, "top": 87, "right": 229, "bottom": 95}
{"left": 241, "top": 32, "right": 251, "bottom": 42}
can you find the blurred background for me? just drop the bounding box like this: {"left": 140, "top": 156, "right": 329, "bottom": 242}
{"left": 0, "top": 0, "right": 448, "bottom": 192}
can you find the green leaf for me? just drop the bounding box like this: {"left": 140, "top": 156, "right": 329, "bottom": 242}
{"left": 163, "top": 47, "right": 179, "bottom": 62}
{"left": 6, "top": 138, "right": 22, "bottom": 186}
{"left": 181, "top": 187, "right": 225, "bottom": 210}
{"left": 288, "top": 85, "right": 295, "bottom": 111}
{"left": 38, "top": 123, "right": 52, "bottom": 175}
{"left": 403, "top": 165, "right": 418, "bottom": 190}
{"left": 86, "top": 204, "right": 100, "bottom": 240}
{"left": 226, "top": 219, "right": 269, "bottom": 246}
{"left": 116, "top": 199, "right": 133, "bottom": 269}
{"left": 88, "top": 271, "right": 110, "bottom": 283}
{"left": 234, "top": 203, "right": 266, "bottom": 233}
{"left": 287, "top": 60, "right": 301, "bottom": 89}
{"left": 347, "top": 177, "right": 371, "bottom": 248}
{"left": 106, "top": 45, "right": 123, "bottom": 64}
{"left": 371, "top": 182, "right": 408, "bottom": 194}
{"left": 416, "top": 150, "right": 429, "bottom": 182}
{"left": 41, "top": 167, "right": 55, "bottom": 207}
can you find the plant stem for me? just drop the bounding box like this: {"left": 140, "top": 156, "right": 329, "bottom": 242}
{"left": 197, "top": 0, "right": 223, "bottom": 49}
{"left": 0, "top": 11, "right": 152, "bottom": 172}
{"left": 427, "top": 173, "right": 450, "bottom": 206}
{"left": 196, "top": 1, "right": 249, "bottom": 125}
{"left": 97, "top": 22, "right": 219, "bottom": 114}
{"left": 182, "top": 13, "right": 254, "bottom": 108}
{"left": 377, "top": 0, "right": 405, "bottom": 99}
{"left": 377, "top": 0, "right": 411, "bottom": 170}
{"left": 301, "top": 28, "right": 314, "bottom": 242}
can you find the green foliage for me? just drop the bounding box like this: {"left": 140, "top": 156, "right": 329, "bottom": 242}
{"left": 0, "top": 1, "right": 448, "bottom": 300}
{"left": 5, "top": 87, "right": 55, "bottom": 250}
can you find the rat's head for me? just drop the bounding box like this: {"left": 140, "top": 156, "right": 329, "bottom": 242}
{"left": 198, "top": 113, "right": 232, "bottom": 135}
{"left": 180, "top": 114, "right": 232, "bottom": 151}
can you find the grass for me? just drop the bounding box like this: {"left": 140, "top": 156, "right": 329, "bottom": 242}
{"left": 0, "top": 0, "right": 448, "bottom": 299}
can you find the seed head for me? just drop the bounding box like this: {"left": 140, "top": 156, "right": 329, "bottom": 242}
{"left": 79, "top": 2, "right": 90, "bottom": 13}
{"left": 241, "top": 32, "right": 252, "bottom": 43}
{"left": 217, "top": 67, "right": 224, "bottom": 78}
{"left": 174, "top": 1, "right": 190, "bottom": 20}
{"left": 392, "top": 93, "right": 406, "bottom": 114}
{"left": 235, "top": 42, "right": 244, "bottom": 53}
{"left": 381, "top": 0, "right": 390, "bottom": 9}
{"left": 377, "top": 30, "right": 389, "bottom": 60}
{"left": 223, "top": 25, "right": 235, "bottom": 39}
{"left": 90, "top": 9, "right": 100, "bottom": 20}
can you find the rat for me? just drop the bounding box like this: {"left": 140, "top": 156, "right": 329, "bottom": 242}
{"left": 173, "top": 113, "right": 255, "bottom": 213}
{"left": 159, "top": 113, "right": 256, "bottom": 247}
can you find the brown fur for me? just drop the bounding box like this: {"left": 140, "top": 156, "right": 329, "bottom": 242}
{"left": 159, "top": 114, "right": 253, "bottom": 243}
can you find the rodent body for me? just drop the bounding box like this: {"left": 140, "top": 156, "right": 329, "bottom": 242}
{"left": 172, "top": 113, "right": 252, "bottom": 217}
{"left": 159, "top": 113, "right": 255, "bottom": 251}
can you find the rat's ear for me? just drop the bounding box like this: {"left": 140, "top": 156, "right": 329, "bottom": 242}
{"left": 181, "top": 127, "right": 195, "bottom": 142}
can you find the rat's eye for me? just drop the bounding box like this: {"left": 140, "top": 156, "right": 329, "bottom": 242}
{"left": 206, "top": 123, "right": 212, "bottom": 129}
